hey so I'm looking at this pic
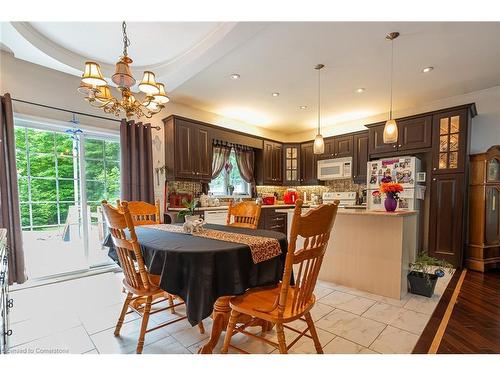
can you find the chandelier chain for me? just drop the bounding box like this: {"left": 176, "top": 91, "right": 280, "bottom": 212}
{"left": 122, "top": 21, "right": 131, "bottom": 57}
{"left": 389, "top": 36, "right": 394, "bottom": 120}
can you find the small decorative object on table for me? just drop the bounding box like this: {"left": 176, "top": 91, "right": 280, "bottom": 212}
{"left": 408, "top": 252, "right": 454, "bottom": 297}
{"left": 177, "top": 198, "right": 205, "bottom": 234}
{"left": 379, "top": 176, "right": 403, "bottom": 212}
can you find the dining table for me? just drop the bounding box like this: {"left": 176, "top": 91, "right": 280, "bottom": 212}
{"left": 104, "top": 223, "right": 288, "bottom": 354}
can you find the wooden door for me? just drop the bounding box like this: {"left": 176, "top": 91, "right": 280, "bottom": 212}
{"left": 368, "top": 123, "right": 398, "bottom": 155}
{"left": 429, "top": 173, "right": 465, "bottom": 266}
{"left": 300, "top": 142, "right": 318, "bottom": 185}
{"left": 432, "top": 109, "right": 468, "bottom": 174}
{"left": 283, "top": 144, "right": 301, "bottom": 185}
{"left": 397, "top": 116, "right": 432, "bottom": 151}
{"left": 485, "top": 185, "right": 500, "bottom": 246}
{"left": 353, "top": 131, "right": 369, "bottom": 184}
{"left": 334, "top": 134, "right": 353, "bottom": 157}
{"left": 194, "top": 126, "right": 211, "bottom": 180}
{"left": 319, "top": 137, "right": 335, "bottom": 159}
{"left": 174, "top": 121, "right": 195, "bottom": 179}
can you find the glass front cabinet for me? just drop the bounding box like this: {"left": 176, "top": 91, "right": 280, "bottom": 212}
{"left": 283, "top": 144, "right": 301, "bottom": 185}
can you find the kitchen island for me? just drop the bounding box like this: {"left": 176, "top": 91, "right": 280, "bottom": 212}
{"left": 277, "top": 208, "right": 418, "bottom": 300}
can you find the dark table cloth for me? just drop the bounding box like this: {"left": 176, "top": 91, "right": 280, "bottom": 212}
{"left": 104, "top": 224, "right": 288, "bottom": 325}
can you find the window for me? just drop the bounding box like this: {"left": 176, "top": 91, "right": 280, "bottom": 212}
{"left": 14, "top": 121, "right": 120, "bottom": 279}
{"left": 209, "top": 149, "right": 251, "bottom": 196}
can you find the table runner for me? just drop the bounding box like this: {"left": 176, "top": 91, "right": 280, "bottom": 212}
{"left": 145, "top": 224, "right": 282, "bottom": 264}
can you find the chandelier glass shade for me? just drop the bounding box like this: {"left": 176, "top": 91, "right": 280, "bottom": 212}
{"left": 78, "top": 22, "right": 169, "bottom": 119}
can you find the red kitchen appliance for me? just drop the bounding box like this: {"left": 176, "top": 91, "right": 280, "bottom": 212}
{"left": 169, "top": 193, "right": 192, "bottom": 208}
{"left": 262, "top": 196, "right": 276, "bottom": 205}
{"left": 283, "top": 189, "right": 299, "bottom": 204}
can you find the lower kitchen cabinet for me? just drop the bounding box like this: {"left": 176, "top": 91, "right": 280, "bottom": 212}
{"left": 258, "top": 209, "right": 287, "bottom": 235}
{"left": 428, "top": 173, "right": 465, "bottom": 267}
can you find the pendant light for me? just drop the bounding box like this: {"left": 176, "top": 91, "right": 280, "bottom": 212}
{"left": 383, "top": 32, "right": 400, "bottom": 144}
{"left": 313, "top": 64, "right": 325, "bottom": 154}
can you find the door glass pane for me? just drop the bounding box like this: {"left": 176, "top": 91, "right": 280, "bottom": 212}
{"left": 439, "top": 153, "right": 448, "bottom": 169}
{"left": 450, "top": 116, "right": 460, "bottom": 133}
{"left": 449, "top": 152, "right": 458, "bottom": 169}
{"left": 449, "top": 134, "right": 459, "bottom": 151}
{"left": 439, "top": 136, "right": 448, "bottom": 152}
{"left": 440, "top": 118, "right": 449, "bottom": 135}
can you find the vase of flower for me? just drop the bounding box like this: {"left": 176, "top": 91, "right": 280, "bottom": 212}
{"left": 379, "top": 176, "right": 404, "bottom": 212}
{"left": 384, "top": 194, "right": 398, "bottom": 212}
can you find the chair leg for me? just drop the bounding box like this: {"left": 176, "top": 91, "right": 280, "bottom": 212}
{"left": 221, "top": 310, "right": 240, "bottom": 354}
{"left": 114, "top": 292, "right": 133, "bottom": 336}
{"left": 167, "top": 293, "right": 175, "bottom": 313}
{"left": 276, "top": 323, "right": 288, "bottom": 354}
{"left": 136, "top": 296, "right": 152, "bottom": 354}
{"left": 198, "top": 322, "right": 205, "bottom": 334}
{"left": 304, "top": 312, "right": 323, "bottom": 354}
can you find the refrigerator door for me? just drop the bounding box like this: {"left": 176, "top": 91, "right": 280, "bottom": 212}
{"left": 379, "top": 156, "right": 416, "bottom": 189}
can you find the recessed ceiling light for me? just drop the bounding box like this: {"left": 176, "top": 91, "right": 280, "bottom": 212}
{"left": 299, "top": 106, "right": 308, "bottom": 110}
{"left": 272, "top": 92, "right": 280, "bottom": 97}
{"left": 356, "top": 88, "right": 366, "bottom": 93}
{"left": 230, "top": 73, "right": 240, "bottom": 80}
{"left": 422, "top": 66, "right": 434, "bottom": 73}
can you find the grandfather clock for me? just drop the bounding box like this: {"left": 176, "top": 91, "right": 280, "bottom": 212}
{"left": 467, "top": 145, "right": 500, "bottom": 272}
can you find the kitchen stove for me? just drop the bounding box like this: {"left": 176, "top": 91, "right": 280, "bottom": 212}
{"left": 322, "top": 191, "right": 362, "bottom": 208}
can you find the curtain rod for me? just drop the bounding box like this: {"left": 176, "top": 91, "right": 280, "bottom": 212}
{"left": 11, "top": 98, "right": 161, "bottom": 130}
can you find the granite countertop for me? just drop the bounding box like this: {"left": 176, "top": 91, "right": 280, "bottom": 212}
{"left": 166, "top": 203, "right": 308, "bottom": 212}
{"left": 275, "top": 207, "right": 417, "bottom": 217}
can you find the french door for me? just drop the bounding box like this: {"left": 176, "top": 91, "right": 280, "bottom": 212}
{"left": 15, "top": 121, "right": 120, "bottom": 279}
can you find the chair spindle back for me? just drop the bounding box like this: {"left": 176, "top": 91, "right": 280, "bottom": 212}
{"left": 278, "top": 199, "right": 339, "bottom": 316}
{"left": 226, "top": 201, "right": 262, "bottom": 229}
{"left": 116, "top": 199, "right": 161, "bottom": 226}
{"left": 102, "top": 200, "right": 152, "bottom": 293}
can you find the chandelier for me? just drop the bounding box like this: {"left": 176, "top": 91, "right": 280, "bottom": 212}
{"left": 77, "top": 22, "right": 169, "bottom": 119}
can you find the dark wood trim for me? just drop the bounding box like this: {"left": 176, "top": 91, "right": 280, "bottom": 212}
{"left": 412, "top": 268, "right": 463, "bottom": 353}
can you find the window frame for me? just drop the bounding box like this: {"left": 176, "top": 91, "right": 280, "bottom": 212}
{"left": 208, "top": 148, "right": 251, "bottom": 197}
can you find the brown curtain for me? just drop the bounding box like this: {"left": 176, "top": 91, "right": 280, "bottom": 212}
{"left": 234, "top": 146, "right": 256, "bottom": 197}
{"left": 0, "top": 93, "right": 27, "bottom": 284}
{"left": 211, "top": 142, "right": 232, "bottom": 179}
{"left": 120, "top": 119, "right": 154, "bottom": 203}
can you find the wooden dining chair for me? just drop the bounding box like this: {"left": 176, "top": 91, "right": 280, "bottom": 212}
{"left": 221, "top": 199, "right": 339, "bottom": 354}
{"left": 116, "top": 199, "right": 161, "bottom": 225}
{"left": 101, "top": 200, "right": 204, "bottom": 354}
{"left": 226, "top": 200, "right": 262, "bottom": 229}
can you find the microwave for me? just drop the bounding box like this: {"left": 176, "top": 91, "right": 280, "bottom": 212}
{"left": 317, "top": 157, "right": 352, "bottom": 180}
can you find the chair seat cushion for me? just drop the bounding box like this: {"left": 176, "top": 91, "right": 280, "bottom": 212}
{"left": 229, "top": 285, "right": 316, "bottom": 323}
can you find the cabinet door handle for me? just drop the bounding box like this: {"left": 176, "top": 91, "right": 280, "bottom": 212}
{"left": 5, "top": 329, "right": 13, "bottom": 337}
{"left": 493, "top": 195, "right": 496, "bottom": 211}
{"left": 7, "top": 298, "right": 13, "bottom": 309}
{"left": 392, "top": 145, "right": 397, "bottom": 148}
{"left": 432, "top": 178, "right": 436, "bottom": 181}
{"left": 433, "top": 167, "right": 437, "bottom": 171}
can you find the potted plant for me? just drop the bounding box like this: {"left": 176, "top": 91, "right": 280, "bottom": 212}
{"left": 227, "top": 184, "right": 235, "bottom": 196}
{"left": 379, "top": 176, "right": 403, "bottom": 212}
{"left": 177, "top": 198, "right": 199, "bottom": 222}
{"left": 408, "top": 252, "right": 454, "bottom": 297}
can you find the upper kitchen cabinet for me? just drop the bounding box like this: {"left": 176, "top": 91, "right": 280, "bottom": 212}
{"left": 163, "top": 116, "right": 212, "bottom": 181}
{"left": 333, "top": 134, "right": 354, "bottom": 157}
{"left": 318, "top": 137, "right": 335, "bottom": 159}
{"left": 283, "top": 144, "right": 301, "bottom": 186}
{"left": 367, "top": 115, "right": 432, "bottom": 156}
{"left": 300, "top": 141, "right": 320, "bottom": 185}
{"left": 352, "top": 131, "right": 369, "bottom": 184}
{"left": 431, "top": 107, "right": 474, "bottom": 174}
{"left": 260, "top": 140, "right": 283, "bottom": 185}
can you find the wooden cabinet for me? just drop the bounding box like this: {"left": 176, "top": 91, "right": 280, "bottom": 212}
{"left": 333, "top": 134, "right": 354, "bottom": 157}
{"left": 367, "top": 122, "right": 397, "bottom": 155}
{"left": 262, "top": 140, "right": 282, "bottom": 185}
{"left": 367, "top": 116, "right": 432, "bottom": 156}
{"left": 431, "top": 109, "right": 468, "bottom": 174}
{"left": 428, "top": 173, "right": 465, "bottom": 267}
{"left": 283, "top": 144, "right": 301, "bottom": 186}
{"left": 466, "top": 146, "right": 500, "bottom": 272}
{"left": 258, "top": 209, "right": 287, "bottom": 235}
{"left": 164, "top": 117, "right": 212, "bottom": 181}
{"left": 318, "top": 137, "right": 335, "bottom": 159}
{"left": 352, "top": 131, "right": 369, "bottom": 184}
{"left": 300, "top": 141, "right": 319, "bottom": 185}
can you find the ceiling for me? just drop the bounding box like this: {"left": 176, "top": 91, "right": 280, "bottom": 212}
{"left": 2, "top": 22, "right": 500, "bottom": 135}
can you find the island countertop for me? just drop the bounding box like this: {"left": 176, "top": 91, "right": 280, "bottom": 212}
{"left": 276, "top": 207, "right": 417, "bottom": 217}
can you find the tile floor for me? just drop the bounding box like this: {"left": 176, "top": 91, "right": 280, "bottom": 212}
{"left": 7, "top": 271, "right": 452, "bottom": 354}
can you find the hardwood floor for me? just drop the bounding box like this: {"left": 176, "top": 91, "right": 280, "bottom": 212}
{"left": 414, "top": 269, "right": 500, "bottom": 354}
